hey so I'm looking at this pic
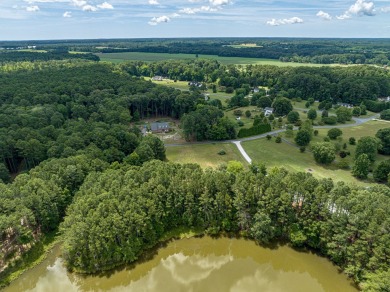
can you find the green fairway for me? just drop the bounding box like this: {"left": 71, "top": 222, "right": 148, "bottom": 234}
{"left": 96, "top": 52, "right": 331, "bottom": 66}
{"left": 166, "top": 143, "right": 248, "bottom": 168}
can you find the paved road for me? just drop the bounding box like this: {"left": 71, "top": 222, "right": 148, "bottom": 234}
{"left": 165, "top": 114, "right": 381, "bottom": 164}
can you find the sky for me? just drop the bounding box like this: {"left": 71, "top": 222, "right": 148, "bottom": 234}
{"left": 0, "top": 0, "right": 389, "bottom": 40}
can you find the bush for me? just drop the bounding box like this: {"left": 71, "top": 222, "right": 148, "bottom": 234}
{"left": 380, "top": 109, "right": 390, "bottom": 120}
{"left": 266, "top": 134, "right": 272, "bottom": 140}
{"left": 349, "top": 137, "right": 356, "bottom": 145}
{"left": 234, "top": 109, "right": 243, "bottom": 116}
{"left": 237, "top": 124, "right": 272, "bottom": 138}
{"left": 299, "top": 146, "right": 306, "bottom": 153}
{"left": 338, "top": 160, "right": 350, "bottom": 170}
{"left": 275, "top": 136, "right": 282, "bottom": 143}
{"left": 225, "top": 87, "right": 234, "bottom": 94}
{"left": 322, "top": 116, "right": 338, "bottom": 125}
{"left": 323, "top": 136, "right": 330, "bottom": 142}
{"left": 327, "top": 128, "right": 343, "bottom": 140}
{"left": 339, "top": 151, "right": 347, "bottom": 158}
{"left": 237, "top": 120, "right": 244, "bottom": 127}
{"left": 313, "top": 130, "right": 319, "bottom": 136}
{"left": 218, "top": 149, "right": 226, "bottom": 155}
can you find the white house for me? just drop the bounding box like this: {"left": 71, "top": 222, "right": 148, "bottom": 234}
{"left": 264, "top": 107, "right": 274, "bottom": 117}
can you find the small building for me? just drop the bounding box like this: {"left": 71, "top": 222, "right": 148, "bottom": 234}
{"left": 264, "top": 107, "right": 274, "bottom": 117}
{"left": 378, "top": 96, "right": 390, "bottom": 102}
{"left": 253, "top": 87, "right": 260, "bottom": 93}
{"left": 152, "top": 76, "right": 163, "bottom": 81}
{"left": 337, "top": 103, "right": 353, "bottom": 108}
{"left": 151, "top": 122, "right": 170, "bottom": 133}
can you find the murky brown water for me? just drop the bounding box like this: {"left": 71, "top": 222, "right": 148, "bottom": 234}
{"left": 5, "top": 236, "right": 357, "bottom": 292}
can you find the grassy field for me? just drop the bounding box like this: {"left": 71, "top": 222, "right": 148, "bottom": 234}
{"left": 224, "top": 106, "right": 260, "bottom": 128}
{"left": 253, "top": 119, "right": 389, "bottom": 185}
{"left": 96, "top": 52, "right": 331, "bottom": 66}
{"left": 242, "top": 138, "right": 371, "bottom": 186}
{"left": 166, "top": 143, "right": 248, "bottom": 168}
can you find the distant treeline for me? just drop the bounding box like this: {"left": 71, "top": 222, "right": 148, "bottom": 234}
{"left": 1, "top": 38, "right": 389, "bottom": 65}
{"left": 119, "top": 59, "right": 390, "bottom": 106}
{"left": 0, "top": 51, "right": 99, "bottom": 63}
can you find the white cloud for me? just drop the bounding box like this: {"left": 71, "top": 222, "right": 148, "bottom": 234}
{"left": 209, "top": 0, "right": 231, "bottom": 6}
{"left": 82, "top": 4, "right": 98, "bottom": 11}
{"left": 179, "top": 6, "right": 217, "bottom": 14}
{"left": 63, "top": 11, "right": 72, "bottom": 17}
{"left": 337, "top": 13, "right": 351, "bottom": 20}
{"left": 24, "top": 0, "right": 68, "bottom": 3}
{"left": 316, "top": 10, "right": 332, "bottom": 20}
{"left": 71, "top": 0, "right": 87, "bottom": 7}
{"left": 266, "top": 17, "right": 303, "bottom": 26}
{"left": 348, "top": 0, "right": 375, "bottom": 16}
{"left": 149, "top": 0, "right": 159, "bottom": 5}
{"left": 337, "top": 0, "right": 375, "bottom": 19}
{"left": 26, "top": 5, "right": 40, "bottom": 12}
{"left": 97, "top": 2, "right": 113, "bottom": 9}
{"left": 148, "top": 15, "right": 170, "bottom": 25}
{"left": 381, "top": 7, "right": 390, "bottom": 13}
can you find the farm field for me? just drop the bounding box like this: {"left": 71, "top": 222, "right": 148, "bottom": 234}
{"left": 166, "top": 143, "right": 248, "bottom": 168}
{"left": 96, "top": 52, "right": 332, "bottom": 66}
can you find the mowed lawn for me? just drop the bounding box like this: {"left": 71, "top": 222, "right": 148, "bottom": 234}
{"left": 166, "top": 143, "right": 248, "bottom": 168}
{"left": 242, "top": 138, "right": 370, "bottom": 186}
{"left": 96, "top": 52, "right": 331, "bottom": 66}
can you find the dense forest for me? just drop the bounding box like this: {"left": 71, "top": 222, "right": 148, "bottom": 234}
{"left": 1, "top": 38, "right": 389, "bottom": 65}
{"left": 0, "top": 56, "right": 389, "bottom": 290}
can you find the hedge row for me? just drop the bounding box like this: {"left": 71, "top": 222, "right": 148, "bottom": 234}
{"left": 237, "top": 123, "right": 272, "bottom": 138}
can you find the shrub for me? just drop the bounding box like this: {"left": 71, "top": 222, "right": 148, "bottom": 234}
{"left": 275, "top": 136, "right": 282, "bottom": 143}
{"left": 313, "top": 130, "right": 319, "bottom": 136}
{"left": 218, "top": 149, "right": 226, "bottom": 155}
{"left": 339, "top": 151, "right": 347, "bottom": 158}
{"left": 327, "top": 128, "right": 343, "bottom": 140}
{"left": 349, "top": 137, "right": 356, "bottom": 145}
{"left": 266, "top": 134, "right": 272, "bottom": 140}
{"left": 323, "top": 136, "right": 330, "bottom": 142}
{"left": 234, "top": 109, "right": 243, "bottom": 116}
{"left": 338, "top": 160, "right": 350, "bottom": 170}
{"left": 299, "top": 146, "right": 306, "bottom": 153}
{"left": 322, "top": 116, "right": 338, "bottom": 125}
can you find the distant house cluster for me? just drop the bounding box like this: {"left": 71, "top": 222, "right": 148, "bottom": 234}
{"left": 188, "top": 81, "right": 203, "bottom": 88}
{"left": 337, "top": 103, "right": 354, "bottom": 108}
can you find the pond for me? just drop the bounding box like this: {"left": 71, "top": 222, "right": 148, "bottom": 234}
{"left": 5, "top": 236, "right": 357, "bottom": 292}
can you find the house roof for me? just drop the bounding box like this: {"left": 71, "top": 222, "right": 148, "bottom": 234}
{"left": 151, "top": 122, "right": 170, "bottom": 131}
{"left": 264, "top": 107, "right": 274, "bottom": 112}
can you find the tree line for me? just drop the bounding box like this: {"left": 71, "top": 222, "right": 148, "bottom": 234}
{"left": 0, "top": 51, "right": 99, "bottom": 63}
{"left": 59, "top": 159, "right": 390, "bottom": 290}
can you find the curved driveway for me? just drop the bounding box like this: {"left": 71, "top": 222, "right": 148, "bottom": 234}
{"left": 165, "top": 114, "right": 381, "bottom": 164}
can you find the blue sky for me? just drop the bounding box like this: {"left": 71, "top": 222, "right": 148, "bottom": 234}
{"left": 0, "top": 0, "right": 389, "bottom": 40}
